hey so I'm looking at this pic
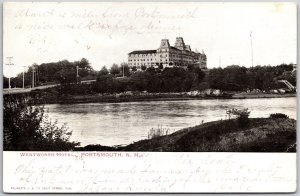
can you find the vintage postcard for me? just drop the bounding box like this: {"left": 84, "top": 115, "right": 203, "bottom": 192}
{"left": 2, "top": 1, "right": 297, "bottom": 193}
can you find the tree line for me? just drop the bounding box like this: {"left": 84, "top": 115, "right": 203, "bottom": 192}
{"left": 4, "top": 58, "right": 296, "bottom": 93}
{"left": 207, "top": 64, "right": 296, "bottom": 91}
{"left": 55, "top": 65, "right": 205, "bottom": 95}
{"left": 4, "top": 58, "right": 95, "bottom": 88}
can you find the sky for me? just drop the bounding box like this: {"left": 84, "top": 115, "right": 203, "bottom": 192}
{"left": 3, "top": 2, "right": 297, "bottom": 77}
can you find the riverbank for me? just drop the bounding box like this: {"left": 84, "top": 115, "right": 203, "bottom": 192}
{"left": 31, "top": 88, "right": 296, "bottom": 104}
{"left": 232, "top": 92, "right": 296, "bottom": 99}
{"left": 76, "top": 117, "right": 296, "bottom": 152}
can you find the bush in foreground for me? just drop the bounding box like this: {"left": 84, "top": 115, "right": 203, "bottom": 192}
{"left": 4, "top": 94, "right": 80, "bottom": 151}
{"left": 148, "top": 126, "right": 170, "bottom": 139}
{"left": 226, "top": 108, "right": 250, "bottom": 127}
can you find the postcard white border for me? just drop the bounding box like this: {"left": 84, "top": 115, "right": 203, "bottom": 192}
{"left": 1, "top": 0, "right": 299, "bottom": 194}
{"left": 3, "top": 151, "right": 297, "bottom": 193}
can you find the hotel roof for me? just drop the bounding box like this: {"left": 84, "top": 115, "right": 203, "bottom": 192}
{"left": 129, "top": 50, "right": 157, "bottom": 55}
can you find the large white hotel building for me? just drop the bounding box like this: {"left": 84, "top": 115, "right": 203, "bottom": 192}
{"left": 128, "top": 37, "right": 207, "bottom": 70}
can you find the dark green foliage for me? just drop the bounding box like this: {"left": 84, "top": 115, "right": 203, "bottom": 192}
{"left": 120, "top": 63, "right": 131, "bottom": 77}
{"left": 141, "top": 65, "right": 147, "bottom": 71}
{"left": 58, "top": 83, "right": 95, "bottom": 95}
{"left": 110, "top": 63, "right": 120, "bottom": 75}
{"left": 270, "top": 113, "right": 289, "bottom": 119}
{"left": 237, "top": 114, "right": 250, "bottom": 127}
{"left": 238, "top": 131, "right": 296, "bottom": 152}
{"left": 5, "top": 58, "right": 94, "bottom": 88}
{"left": 87, "top": 67, "right": 206, "bottom": 94}
{"left": 174, "top": 120, "right": 239, "bottom": 151}
{"left": 226, "top": 108, "right": 250, "bottom": 127}
{"left": 131, "top": 66, "right": 137, "bottom": 72}
{"left": 92, "top": 75, "right": 130, "bottom": 93}
{"left": 99, "top": 66, "right": 109, "bottom": 76}
{"left": 207, "top": 63, "right": 295, "bottom": 91}
{"left": 4, "top": 95, "right": 79, "bottom": 151}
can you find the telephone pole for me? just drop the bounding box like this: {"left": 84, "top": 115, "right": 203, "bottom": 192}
{"left": 5, "top": 57, "right": 14, "bottom": 89}
{"left": 250, "top": 31, "right": 254, "bottom": 68}
{"left": 22, "top": 66, "right": 25, "bottom": 89}
{"left": 76, "top": 65, "right": 79, "bottom": 83}
{"left": 32, "top": 69, "right": 35, "bottom": 88}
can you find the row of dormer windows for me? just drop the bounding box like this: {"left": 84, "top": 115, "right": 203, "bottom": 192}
{"left": 129, "top": 53, "right": 156, "bottom": 57}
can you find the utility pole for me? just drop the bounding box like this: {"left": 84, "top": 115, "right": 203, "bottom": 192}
{"left": 122, "top": 63, "right": 125, "bottom": 77}
{"left": 32, "top": 69, "right": 35, "bottom": 88}
{"left": 36, "top": 66, "right": 39, "bottom": 83}
{"left": 250, "top": 31, "right": 254, "bottom": 69}
{"left": 5, "top": 57, "right": 14, "bottom": 89}
{"left": 76, "top": 65, "right": 79, "bottom": 83}
{"left": 22, "top": 66, "right": 25, "bottom": 89}
{"left": 35, "top": 70, "right": 37, "bottom": 86}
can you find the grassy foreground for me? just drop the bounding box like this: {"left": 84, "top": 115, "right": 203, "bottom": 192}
{"left": 76, "top": 118, "right": 296, "bottom": 152}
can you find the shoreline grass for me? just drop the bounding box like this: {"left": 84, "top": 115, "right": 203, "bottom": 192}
{"left": 75, "top": 117, "right": 296, "bottom": 152}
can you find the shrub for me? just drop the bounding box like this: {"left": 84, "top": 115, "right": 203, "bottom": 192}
{"left": 270, "top": 113, "right": 289, "bottom": 119}
{"left": 4, "top": 94, "right": 80, "bottom": 151}
{"left": 148, "top": 126, "right": 170, "bottom": 139}
{"left": 237, "top": 113, "right": 250, "bottom": 127}
{"left": 226, "top": 108, "right": 250, "bottom": 127}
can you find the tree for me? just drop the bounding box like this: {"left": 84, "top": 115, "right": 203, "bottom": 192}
{"left": 75, "top": 58, "right": 93, "bottom": 78}
{"left": 158, "top": 64, "right": 164, "bottom": 70}
{"left": 194, "top": 67, "right": 205, "bottom": 82}
{"left": 110, "top": 64, "right": 120, "bottom": 75}
{"left": 94, "top": 75, "right": 115, "bottom": 93}
{"left": 141, "top": 65, "right": 147, "bottom": 71}
{"left": 187, "top": 64, "right": 195, "bottom": 72}
{"left": 4, "top": 94, "right": 79, "bottom": 150}
{"left": 131, "top": 66, "right": 137, "bottom": 72}
{"left": 55, "top": 66, "right": 77, "bottom": 84}
{"left": 9, "top": 58, "right": 95, "bottom": 87}
{"left": 99, "top": 66, "right": 109, "bottom": 76}
{"left": 130, "top": 72, "right": 147, "bottom": 91}
{"left": 3, "top": 76, "right": 9, "bottom": 88}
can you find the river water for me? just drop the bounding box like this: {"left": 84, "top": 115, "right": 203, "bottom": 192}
{"left": 45, "top": 97, "right": 297, "bottom": 146}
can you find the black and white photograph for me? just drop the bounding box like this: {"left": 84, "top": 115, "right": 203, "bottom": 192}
{"left": 2, "top": 1, "right": 297, "bottom": 193}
